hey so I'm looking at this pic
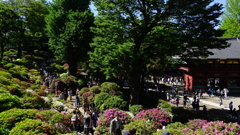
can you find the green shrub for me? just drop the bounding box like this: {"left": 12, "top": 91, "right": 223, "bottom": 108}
{"left": 0, "top": 126, "right": 9, "bottom": 135}
{"left": 0, "top": 89, "right": 23, "bottom": 112}
{"left": 102, "top": 96, "right": 127, "bottom": 111}
{"left": 90, "top": 85, "right": 101, "bottom": 94}
{"left": 34, "top": 89, "right": 47, "bottom": 96}
{"left": 0, "top": 76, "right": 11, "bottom": 85}
{"left": 158, "top": 99, "right": 171, "bottom": 108}
{"left": 0, "top": 108, "right": 38, "bottom": 130}
{"left": 21, "top": 92, "right": 45, "bottom": 109}
{"left": 0, "top": 71, "right": 12, "bottom": 79}
{"left": 3, "top": 63, "right": 14, "bottom": 69}
{"left": 50, "top": 63, "right": 66, "bottom": 73}
{"left": 101, "top": 82, "right": 121, "bottom": 96}
{"left": 167, "top": 122, "right": 186, "bottom": 129}
{"left": 129, "top": 105, "right": 144, "bottom": 116}
{"left": 35, "top": 110, "right": 57, "bottom": 123}
{"left": 49, "top": 112, "right": 71, "bottom": 133}
{"left": 123, "top": 119, "right": 155, "bottom": 135}
{"left": 79, "top": 87, "right": 89, "bottom": 95}
{"left": 94, "top": 92, "right": 111, "bottom": 109}
{"left": 4, "top": 85, "right": 23, "bottom": 97}
{"left": 78, "top": 79, "right": 85, "bottom": 87}
{"left": 9, "top": 119, "right": 58, "bottom": 135}
{"left": 153, "top": 129, "right": 183, "bottom": 135}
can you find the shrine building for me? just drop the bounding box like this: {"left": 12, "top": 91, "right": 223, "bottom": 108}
{"left": 181, "top": 37, "right": 240, "bottom": 93}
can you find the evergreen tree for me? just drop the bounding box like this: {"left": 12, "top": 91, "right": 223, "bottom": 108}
{"left": 46, "top": 0, "right": 94, "bottom": 76}
{"left": 0, "top": 2, "right": 20, "bottom": 60}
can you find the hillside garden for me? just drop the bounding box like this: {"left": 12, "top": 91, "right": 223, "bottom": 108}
{"left": 0, "top": 54, "right": 239, "bottom": 135}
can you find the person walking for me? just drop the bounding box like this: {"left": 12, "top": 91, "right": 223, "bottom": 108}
{"left": 224, "top": 88, "right": 229, "bottom": 99}
{"left": 229, "top": 101, "right": 233, "bottom": 114}
{"left": 75, "top": 93, "right": 80, "bottom": 106}
{"left": 84, "top": 112, "right": 94, "bottom": 135}
{"left": 219, "top": 96, "right": 223, "bottom": 106}
{"left": 175, "top": 96, "right": 179, "bottom": 107}
{"left": 110, "top": 113, "right": 122, "bottom": 135}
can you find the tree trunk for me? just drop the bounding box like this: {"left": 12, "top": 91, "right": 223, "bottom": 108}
{"left": 68, "top": 58, "right": 77, "bottom": 76}
{"left": 128, "top": 57, "right": 143, "bottom": 106}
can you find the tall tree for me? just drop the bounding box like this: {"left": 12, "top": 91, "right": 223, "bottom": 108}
{"left": 0, "top": 2, "right": 20, "bottom": 60}
{"left": 46, "top": 0, "right": 94, "bottom": 76}
{"left": 220, "top": 0, "right": 240, "bottom": 37}
{"left": 89, "top": 0, "right": 228, "bottom": 105}
{"left": 6, "top": 0, "right": 49, "bottom": 57}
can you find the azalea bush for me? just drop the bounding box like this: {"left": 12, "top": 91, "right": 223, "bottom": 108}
{"left": 9, "top": 119, "right": 58, "bottom": 135}
{"left": 136, "top": 108, "right": 171, "bottom": 129}
{"left": 94, "top": 92, "right": 111, "bottom": 110}
{"left": 129, "top": 105, "right": 144, "bottom": 116}
{"left": 78, "top": 87, "right": 89, "bottom": 95}
{"left": 49, "top": 112, "right": 71, "bottom": 133}
{"left": 100, "top": 96, "right": 127, "bottom": 112}
{"left": 101, "top": 82, "right": 122, "bottom": 96}
{"left": 0, "top": 89, "right": 23, "bottom": 112}
{"left": 81, "top": 91, "right": 94, "bottom": 103}
{"left": 0, "top": 108, "right": 38, "bottom": 130}
{"left": 201, "top": 121, "right": 240, "bottom": 135}
{"left": 21, "top": 91, "right": 45, "bottom": 109}
{"left": 95, "top": 108, "right": 132, "bottom": 135}
{"left": 166, "top": 119, "right": 240, "bottom": 135}
{"left": 0, "top": 71, "right": 12, "bottom": 79}
{"left": 90, "top": 85, "right": 101, "bottom": 94}
{"left": 123, "top": 119, "right": 155, "bottom": 135}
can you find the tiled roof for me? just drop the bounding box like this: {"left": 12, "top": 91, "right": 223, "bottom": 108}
{"left": 207, "top": 37, "right": 240, "bottom": 59}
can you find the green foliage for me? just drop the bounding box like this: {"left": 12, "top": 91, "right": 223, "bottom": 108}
{"left": 220, "top": 0, "right": 240, "bottom": 37}
{"left": 94, "top": 92, "right": 111, "bottom": 109}
{"left": 89, "top": 85, "right": 101, "bottom": 94}
{"left": 49, "top": 112, "right": 71, "bottom": 133}
{"left": 0, "top": 89, "right": 23, "bottom": 112}
{"left": 129, "top": 105, "right": 144, "bottom": 116}
{"left": 9, "top": 119, "right": 58, "bottom": 135}
{"left": 0, "top": 2, "right": 20, "bottom": 60}
{"left": 79, "top": 87, "right": 89, "bottom": 95}
{"left": 101, "top": 82, "right": 120, "bottom": 93}
{"left": 35, "top": 110, "right": 57, "bottom": 123}
{"left": 3, "top": 63, "right": 14, "bottom": 69}
{"left": 100, "top": 82, "right": 122, "bottom": 96}
{"left": 34, "top": 89, "right": 47, "bottom": 96}
{"left": 0, "top": 108, "right": 38, "bottom": 130}
{"left": 0, "top": 126, "right": 9, "bottom": 135}
{"left": 158, "top": 99, "right": 171, "bottom": 109}
{"left": 45, "top": 0, "right": 94, "bottom": 75}
{"left": 77, "top": 79, "right": 85, "bottom": 87}
{"left": 153, "top": 129, "right": 183, "bottom": 135}
{"left": 3, "top": 85, "right": 23, "bottom": 97}
{"left": 123, "top": 119, "right": 155, "bottom": 135}
{"left": 49, "top": 63, "right": 66, "bottom": 73}
{"left": 90, "top": 0, "right": 228, "bottom": 105}
{"left": 21, "top": 92, "right": 45, "bottom": 109}
{"left": 167, "top": 122, "right": 186, "bottom": 129}
{"left": 0, "top": 76, "right": 11, "bottom": 85}
{"left": 101, "top": 96, "right": 127, "bottom": 111}
{"left": 0, "top": 71, "right": 12, "bottom": 79}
